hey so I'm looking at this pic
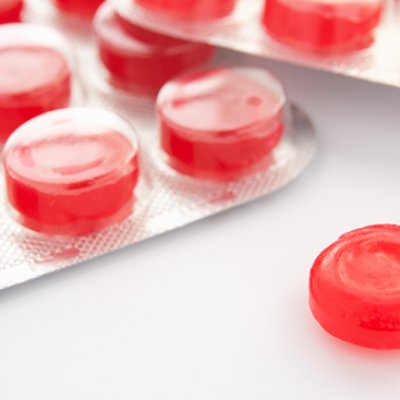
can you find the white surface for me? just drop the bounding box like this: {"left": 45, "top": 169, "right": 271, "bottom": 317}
{"left": 1, "top": 60, "right": 400, "bottom": 399}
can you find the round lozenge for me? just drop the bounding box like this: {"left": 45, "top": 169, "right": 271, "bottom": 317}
{"left": 310, "top": 224, "right": 400, "bottom": 349}
{"left": 94, "top": 3, "right": 214, "bottom": 94}
{"left": 135, "top": 0, "right": 236, "bottom": 20}
{"left": 3, "top": 108, "right": 140, "bottom": 236}
{"left": 53, "top": 0, "right": 103, "bottom": 17}
{"left": 262, "top": 0, "right": 384, "bottom": 53}
{"left": 0, "top": 24, "right": 73, "bottom": 141}
{"left": 157, "top": 67, "right": 286, "bottom": 181}
{"left": 0, "top": 0, "right": 24, "bottom": 24}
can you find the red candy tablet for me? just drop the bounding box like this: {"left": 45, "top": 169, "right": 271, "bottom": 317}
{"left": 94, "top": 3, "right": 214, "bottom": 94}
{"left": 262, "top": 0, "right": 384, "bottom": 53}
{"left": 53, "top": 0, "right": 103, "bottom": 17}
{"left": 136, "top": 0, "right": 236, "bottom": 20}
{"left": 158, "top": 67, "right": 286, "bottom": 181}
{"left": 310, "top": 224, "right": 400, "bottom": 349}
{"left": 0, "top": 0, "right": 23, "bottom": 24}
{"left": 3, "top": 108, "right": 140, "bottom": 236}
{"left": 0, "top": 24, "right": 72, "bottom": 141}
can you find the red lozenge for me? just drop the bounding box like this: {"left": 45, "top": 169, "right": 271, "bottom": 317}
{"left": 135, "top": 0, "right": 236, "bottom": 20}
{"left": 53, "top": 0, "right": 103, "bottom": 17}
{"left": 0, "top": 24, "right": 73, "bottom": 141}
{"left": 310, "top": 224, "right": 400, "bottom": 349}
{"left": 158, "top": 67, "right": 286, "bottom": 181}
{"left": 262, "top": 0, "right": 384, "bottom": 53}
{"left": 94, "top": 3, "right": 214, "bottom": 94}
{"left": 0, "top": 0, "right": 23, "bottom": 24}
{"left": 3, "top": 108, "right": 140, "bottom": 236}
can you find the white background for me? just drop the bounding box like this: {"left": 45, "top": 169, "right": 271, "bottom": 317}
{"left": 1, "top": 58, "right": 400, "bottom": 399}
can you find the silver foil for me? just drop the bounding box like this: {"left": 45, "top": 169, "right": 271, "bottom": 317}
{"left": 112, "top": 0, "right": 400, "bottom": 88}
{"left": 0, "top": 0, "right": 316, "bottom": 290}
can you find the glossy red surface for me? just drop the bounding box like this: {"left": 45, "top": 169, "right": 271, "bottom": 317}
{"left": 0, "top": 46, "right": 71, "bottom": 141}
{"left": 3, "top": 109, "right": 140, "bottom": 236}
{"left": 158, "top": 68, "right": 285, "bottom": 181}
{"left": 310, "top": 224, "right": 400, "bottom": 349}
{"left": 94, "top": 4, "right": 214, "bottom": 94}
{"left": 53, "top": 0, "right": 103, "bottom": 17}
{"left": 136, "top": 0, "right": 236, "bottom": 20}
{"left": 0, "top": 0, "right": 23, "bottom": 23}
{"left": 262, "top": 0, "right": 383, "bottom": 53}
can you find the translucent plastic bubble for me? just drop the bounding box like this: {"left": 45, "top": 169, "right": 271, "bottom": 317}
{"left": 262, "top": 0, "right": 384, "bottom": 53}
{"left": 157, "top": 67, "right": 286, "bottom": 181}
{"left": 0, "top": 24, "right": 74, "bottom": 141}
{"left": 3, "top": 108, "right": 140, "bottom": 236}
{"left": 94, "top": 3, "right": 214, "bottom": 94}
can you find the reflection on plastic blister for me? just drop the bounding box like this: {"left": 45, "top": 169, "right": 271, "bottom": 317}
{"left": 111, "top": 0, "right": 400, "bottom": 88}
{"left": 0, "top": 0, "right": 316, "bottom": 290}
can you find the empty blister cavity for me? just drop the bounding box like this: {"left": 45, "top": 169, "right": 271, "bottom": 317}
{"left": 94, "top": 3, "right": 214, "bottom": 94}
{"left": 157, "top": 67, "right": 286, "bottom": 181}
{"left": 3, "top": 108, "right": 140, "bottom": 236}
{"left": 262, "top": 0, "right": 384, "bottom": 53}
{"left": 0, "top": 23, "right": 78, "bottom": 141}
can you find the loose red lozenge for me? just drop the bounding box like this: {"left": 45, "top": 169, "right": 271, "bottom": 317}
{"left": 53, "top": 0, "right": 103, "bottom": 17}
{"left": 0, "top": 0, "right": 23, "bottom": 24}
{"left": 158, "top": 67, "right": 286, "bottom": 181}
{"left": 262, "top": 0, "right": 384, "bottom": 53}
{"left": 94, "top": 3, "right": 214, "bottom": 94}
{"left": 3, "top": 108, "right": 140, "bottom": 236}
{"left": 310, "top": 224, "right": 400, "bottom": 349}
{"left": 136, "top": 0, "right": 236, "bottom": 20}
{"left": 0, "top": 24, "right": 72, "bottom": 141}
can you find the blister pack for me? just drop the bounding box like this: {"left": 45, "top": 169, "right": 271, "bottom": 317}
{"left": 112, "top": 0, "right": 400, "bottom": 88}
{"left": 0, "top": 0, "right": 316, "bottom": 290}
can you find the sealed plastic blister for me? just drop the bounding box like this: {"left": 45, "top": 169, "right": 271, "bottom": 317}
{"left": 0, "top": 0, "right": 316, "bottom": 290}
{"left": 158, "top": 67, "right": 286, "bottom": 180}
{"left": 3, "top": 108, "right": 140, "bottom": 236}
{"left": 0, "top": 23, "right": 82, "bottom": 141}
{"left": 111, "top": 0, "right": 400, "bottom": 88}
{"left": 94, "top": 3, "right": 214, "bottom": 94}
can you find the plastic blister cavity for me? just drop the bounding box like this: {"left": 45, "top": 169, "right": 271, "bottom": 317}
{"left": 157, "top": 67, "right": 286, "bottom": 180}
{"left": 94, "top": 3, "right": 214, "bottom": 94}
{"left": 0, "top": 23, "right": 77, "bottom": 141}
{"left": 135, "top": 0, "right": 237, "bottom": 20}
{"left": 3, "top": 108, "right": 140, "bottom": 236}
